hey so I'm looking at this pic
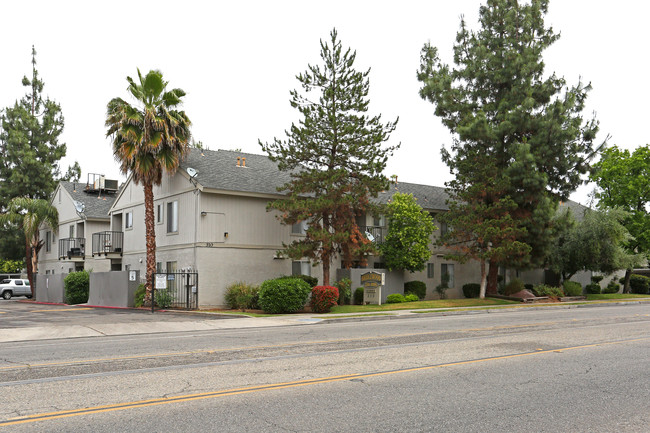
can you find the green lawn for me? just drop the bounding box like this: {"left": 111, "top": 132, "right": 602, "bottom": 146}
{"left": 586, "top": 293, "right": 650, "bottom": 301}
{"left": 328, "top": 298, "right": 517, "bottom": 314}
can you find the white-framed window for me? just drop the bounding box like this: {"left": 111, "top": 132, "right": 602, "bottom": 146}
{"left": 46, "top": 231, "right": 51, "bottom": 252}
{"left": 427, "top": 263, "right": 434, "bottom": 279}
{"left": 125, "top": 211, "right": 133, "bottom": 229}
{"left": 69, "top": 225, "right": 75, "bottom": 238}
{"left": 292, "top": 261, "right": 311, "bottom": 277}
{"left": 167, "top": 201, "right": 178, "bottom": 233}
{"left": 156, "top": 204, "right": 163, "bottom": 224}
{"left": 291, "top": 220, "right": 307, "bottom": 235}
{"left": 441, "top": 263, "right": 455, "bottom": 288}
{"left": 373, "top": 215, "right": 385, "bottom": 227}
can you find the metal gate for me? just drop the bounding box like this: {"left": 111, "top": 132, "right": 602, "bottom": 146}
{"left": 151, "top": 272, "right": 198, "bottom": 311}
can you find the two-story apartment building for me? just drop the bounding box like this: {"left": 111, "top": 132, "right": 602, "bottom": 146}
{"left": 38, "top": 177, "right": 122, "bottom": 275}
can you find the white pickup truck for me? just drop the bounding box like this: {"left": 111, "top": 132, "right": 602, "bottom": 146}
{"left": 0, "top": 279, "right": 32, "bottom": 300}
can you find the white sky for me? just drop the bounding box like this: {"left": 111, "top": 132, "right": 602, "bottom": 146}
{"left": 2, "top": 1, "right": 648, "bottom": 206}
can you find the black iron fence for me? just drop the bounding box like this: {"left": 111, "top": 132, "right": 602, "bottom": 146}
{"left": 92, "top": 231, "right": 124, "bottom": 256}
{"left": 59, "top": 238, "right": 86, "bottom": 259}
{"left": 151, "top": 272, "right": 198, "bottom": 311}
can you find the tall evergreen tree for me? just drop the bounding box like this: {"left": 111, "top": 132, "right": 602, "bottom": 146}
{"left": 418, "top": 0, "right": 600, "bottom": 293}
{"left": 260, "top": 29, "right": 399, "bottom": 286}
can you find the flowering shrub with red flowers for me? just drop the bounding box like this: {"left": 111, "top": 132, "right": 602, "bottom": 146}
{"left": 310, "top": 285, "right": 339, "bottom": 313}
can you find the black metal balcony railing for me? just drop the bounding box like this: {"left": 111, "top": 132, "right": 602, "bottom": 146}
{"left": 92, "top": 231, "right": 124, "bottom": 256}
{"left": 59, "top": 238, "right": 86, "bottom": 259}
{"left": 361, "top": 226, "right": 386, "bottom": 244}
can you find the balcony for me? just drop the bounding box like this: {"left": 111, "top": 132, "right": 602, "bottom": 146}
{"left": 92, "top": 231, "right": 124, "bottom": 257}
{"left": 59, "top": 238, "right": 86, "bottom": 261}
{"left": 361, "top": 226, "right": 386, "bottom": 244}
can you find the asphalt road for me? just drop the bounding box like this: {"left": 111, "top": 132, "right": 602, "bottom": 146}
{"left": 1, "top": 303, "right": 648, "bottom": 432}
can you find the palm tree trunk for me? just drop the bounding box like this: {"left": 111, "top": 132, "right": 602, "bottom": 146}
{"left": 144, "top": 182, "right": 156, "bottom": 306}
{"left": 25, "top": 237, "right": 34, "bottom": 294}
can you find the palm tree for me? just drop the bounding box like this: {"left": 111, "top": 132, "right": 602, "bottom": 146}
{"left": 105, "top": 69, "right": 191, "bottom": 304}
{"left": 0, "top": 197, "right": 59, "bottom": 294}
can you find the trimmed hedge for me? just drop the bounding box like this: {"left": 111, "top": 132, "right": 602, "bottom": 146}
{"left": 585, "top": 283, "right": 601, "bottom": 294}
{"left": 629, "top": 274, "right": 650, "bottom": 294}
{"left": 602, "top": 281, "right": 620, "bottom": 294}
{"left": 354, "top": 287, "right": 364, "bottom": 305}
{"left": 283, "top": 274, "right": 318, "bottom": 287}
{"left": 532, "top": 285, "right": 564, "bottom": 298}
{"left": 258, "top": 277, "right": 311, "bottom": 314}
{"left": 225, "top": 281, "right": 260, "bottom": 310}
{"left": 64, "top": 271, "right": 90, "bottom": 304}
{"left": 462, "top": 283, "right": 480, "bottom": 298}
{"left": 310, "top": 285, "right": 339, "bottom": 313}
{"left": 335, "top": 278, "right": 352, "bottom": 304}
{"left": 563, "top": 280, "right": 583, "bottom": 297}
{"left": 386, "top": 293, "right": 405, "bottom": 303}
{"left": 404, "top": 293, "right": 419, "bottom": 302}
{"left": 404, "top": 281, "right": 426, "bottom": 300}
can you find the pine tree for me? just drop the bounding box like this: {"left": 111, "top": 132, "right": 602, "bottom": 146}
{"left": 418, "top": 0, "right": 600, "bottom": 293}
{"left": 260, "top": 29, "right": 399, "bottom": 286}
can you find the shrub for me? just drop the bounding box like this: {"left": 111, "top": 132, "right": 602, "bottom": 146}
{"left": 404, "top": 281, "right": 427, "bottom": 300}
{"left": 335, "top": 278, "right": 352, "bottom": 304}
{"left": 563, "top": 280, "right": 583, "bottom": 297}
{"left": 310, "top": 285, "right": 339, "bottom": 313}
{"left": 224, "top": 282, "right": 259, "bottom": 310}
{"left": 285, "top": 274, "right": 318, "bottom": 287}
{"left": 531, "top": 285, "right": 564, "bottom": 298}
{"left": 602, "top": 281, "right": 620, "bottom": 294}
{"left": 503, "top": 278, "right": 525, "bottom": 296}
{"left": 386, "top": 293, "right": 405, "bottom": 303}
{"left": 155, "top": 289, "right": 174, "bottom": 308}
{"left": 436, "top": 274, "right": 450, "bottom": 299}
{"left": 134, "top": 284, "right": 146, "bottom": 308}
{"left": 354, "top": 287, "right": 364, "bottom": 305}
{"left": 591, "top": 275, "right": 604, "bottom": 284}
{"left": 524, "top": 284, "right": 534, "bottom": 292}
{"left": 585, "top": 283, "right": 601, "bottom": 294}
{"left": 404, "top": 293, "right": 419, "bottom": 302}
{"left": 258, "top": 277, "right": 311, "bottom": 314}
{"left": 629, "top": 274, "right": 650, "bottom": 294}
{"left": 462, "top": 283, "right": 480, "bottom": 298}
{"left": 64, "top": 271, "right": 90, "bottom": 304}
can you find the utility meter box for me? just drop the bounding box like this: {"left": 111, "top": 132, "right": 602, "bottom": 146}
{"left": 361, "top": 271, "right": 385, "bottom": 305}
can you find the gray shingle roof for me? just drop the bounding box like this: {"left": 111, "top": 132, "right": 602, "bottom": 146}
{"left": 60, "top": 181, "right": 120, "bottom": 219}
{"left": 376, "top": 182, "right": 449, "bottom": 211}
{"left": 181, "top": 148, "right": 294, "bottom": 195}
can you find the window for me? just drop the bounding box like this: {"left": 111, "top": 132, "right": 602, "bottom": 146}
{"left": 156, "top": 204, "right": 163, "bottom": 224}
{"left": 69, "top": 225, "right": 75, "bottom": 238}
{"left": 156, "top": 262, "right": 163, "bottom": 273}
{"left": 373, "top": 215, "right": 385, "bottom": 227}
{"left": 167, "top": 201, "right": 178, "bottom": 233}
{"left": 427, "top": 263, "right": 434, "bottom": 279}
{"left": 166, "top": 261, "right": 177, "bottom": 273}
{"left": 440, "top": 222, "right": 448, "bottom": 236}
{"left": 373, "top": 262, "right": 386, "bottom": 269}
{"left": 15, "top": 280, "right": 23, "bottom": 286}
{"left": 46, "top": 231, "right": 51, "bottom": 252}
{"left": 441, "top": 264, "right": 454, "bottom": 288}
{"left": 125, "top": 211, "right": 133, "bottom": 229}
{"left": 291, "top": 220, "right": 307, "bottom": 235}
{"left": 292, "top": 261, "right": 311, "bottom": 276}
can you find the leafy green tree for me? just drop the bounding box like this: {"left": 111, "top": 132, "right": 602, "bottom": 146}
{"left": 106, "top": 69, "right": 192, "bottom": 303}
{"left": 0, "top": 197, "right": 58, "bottom": 293}
{"left": 0, "top": 46, "right": 73, "bottom": 260}
{"left": 417, "top": 0, "right": 600, "bottom": 293}
{"left": 380, "top": 192, "right": 436, "bottom": 273}
{"left": 0, "top": 258, "right": 23, "bottom": 274}
{"left": 548, "top": 208, "right": 642, "bottom": 282}
{"left": 590, "top": 145, "right": 650, "bottom": 292}
{"left": 260, "top": 29, "right": 399, "bottom": 286}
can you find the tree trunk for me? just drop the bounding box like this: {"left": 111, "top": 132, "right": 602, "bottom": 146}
{"left": 487, "top": 259, "right": 499, "bottom": 294}
{"left": 623, "top": 268, "right": 632, "bottom": 294}
{"left": 25, "top": 237, "right": 34, "bottom": 295}
{"left": 144, "top": 182, "right": 157, "bottom": 306}
{"left": 479, "top": 259, "right": 487, "bottom": 299}
{"left": 322, "top": 253, "right": 330, "bottom": 287}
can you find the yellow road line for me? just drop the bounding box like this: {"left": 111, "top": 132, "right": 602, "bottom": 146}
{"left": 29, "top": 308, "right": 93, "bottom": 313}
{"left": 2, "top": 336, "right": 647, "bottom": 427}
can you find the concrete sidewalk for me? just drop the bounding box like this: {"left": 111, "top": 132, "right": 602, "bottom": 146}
{"left": 1, "top": 298, "right": 648, "bottom": 343}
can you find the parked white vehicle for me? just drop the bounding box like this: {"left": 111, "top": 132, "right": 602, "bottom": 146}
{"left": 0, "top": 279, "right": 32, "bottom": 300}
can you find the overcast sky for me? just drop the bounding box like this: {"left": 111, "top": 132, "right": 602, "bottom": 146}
{"left": 2, "top": 1, "right": 648, "bottom": 206}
